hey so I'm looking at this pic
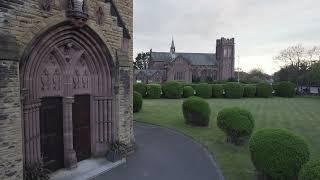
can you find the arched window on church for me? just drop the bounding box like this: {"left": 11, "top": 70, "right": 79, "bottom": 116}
{"left": 201, "top": 69, "right": 208, "bottom": 80}
{"left": 213, "top": 70, "right": 218, "bottom": 80}
{"left": 175, "top": 71, "right": 185, "bottom": 81}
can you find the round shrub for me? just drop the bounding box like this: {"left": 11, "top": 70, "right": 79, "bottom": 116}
{"left": 299, "top": 160, "right": 320, "bottom": 180}
{"left": 212, "top": 84, "right": 224, "bottom": 98}
{"left": 277, "top": 81, "right": 296, "bottom": 97}
{"left": 183, "top": 86, "right": 194, "bottom": 98}
{"left": 133, "top": 83, "right": 147, "bottom": 97}
{"left": 272, "top": 82, "right": 280, "bottom": 93}
{"left": 182, "top": 96, "right": 211, "bottom": 126}
{"left": 249, "top": 129, "right": 310, "bottom": 179}
{"left": 243, "top": 85, "right": 256, "bottom": 98}
{"left": 217, "top": 107, "right": 254, "bottom": 144}
{"left": 189, "top": 83, "right": 198, "bottom": 91}
{"left": 133, "top": 91, "right": 143, "bottom": 113}
{"left": 162, "top": 81, "right": 183, "bottom": 99}
{"left": 256, "top": 82, "right": 273, "bottom": 98}
{"left": 223, "top": 82, "right": 244, "bottom": 98}
{"left": 146, "top": 84, "right": 161, "bottom": 99}
{"left": 194, "top": 83, "right": 212, "bottom": 98}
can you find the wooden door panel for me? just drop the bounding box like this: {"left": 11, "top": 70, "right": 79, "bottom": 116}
{"left": 73, "top": 95, "right": 91, "bottom": 161}
{"left": 40, "top": 97, "right": 64, "bottom": 171}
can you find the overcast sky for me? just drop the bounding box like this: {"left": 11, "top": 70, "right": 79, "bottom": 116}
{"left": 133, "top": 0, "right": 320, "bottom": 74}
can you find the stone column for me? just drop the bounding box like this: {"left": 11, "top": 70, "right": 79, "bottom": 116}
{"left": 92, "top": 96, "right": 112, "bottom": 156}
{"left": 117, "top": 51, "right": 135, "bottom": 149}
{"left": 23, "top": 101, "right": 42, "bottom": 164}
{"left": 62, "top": 97, "right": 77, "bottom": 168}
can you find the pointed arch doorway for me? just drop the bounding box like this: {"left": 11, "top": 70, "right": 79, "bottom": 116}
{"left": 20, "top": 22, "right": 116, "bottom": 170}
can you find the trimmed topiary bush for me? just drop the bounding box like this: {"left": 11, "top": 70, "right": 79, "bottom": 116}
{"left": 162, "top": 81, "right": 183, "bottom": 99}
{"left": 243, "top": 85, "right": 257, "bottom": 98}
{"left": 217, "top": 107, "right": 254, "bottom": 145}
{"left": 256, "top": 82, "right": 273, "bottom": 98}
{"left": 249, "top": 129, "right": 310, "bottom": 180}
{"left": 223, "top": 82, "right": 244, "bottom": 98}
{"left": 257, "top": 82, "right": 273, "bottom": 98}
{"left": 146, "top": 84, "right": 161, "bottom": 99}
{"left": 133, "top": 83, "right": 147, "bottom": 97}
{"left": 272, "top": 82, "right": 280, "bottom": 94}
{"left": 182, "top": 96, "right": 211, "bottom": 126}
{"left": 133, "top": 91, "right": 143, "bottom": 113}
{"left": 276, "top": 81, "right": 296, "bottom": 97}
{"left": 194, "top": 83, "right": 212, "bottom": 98}
{"left": 299, "top": 160, "right": 320, "bottom": 180}
{"left": 212, "top": 84, "right": 224, "bottom": 98}
{"left": 183, "top": 86, "right": 194, "bottom": 98}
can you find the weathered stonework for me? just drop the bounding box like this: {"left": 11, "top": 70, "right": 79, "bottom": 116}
{"left": 0, "top": 0, "right": 133, "bottom": 179}
{"left": 0, "top": 60, "right": 23, "bottom": 180}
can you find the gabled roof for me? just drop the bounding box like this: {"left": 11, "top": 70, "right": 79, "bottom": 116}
{"left": 107, "top": 0, "right": 131, "bottom": 39}
{"left": 134, "top": 69, "right": 165, "bottom": 77}
{"left": 151, "top": 52, "right": 217, "bottom": 66}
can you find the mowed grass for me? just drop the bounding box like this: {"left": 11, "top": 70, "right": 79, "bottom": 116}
{"left": 134, "top": 97, "right": 320, "bottom": 180}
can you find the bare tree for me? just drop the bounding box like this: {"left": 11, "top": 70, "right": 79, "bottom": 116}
{"left": 274, "top": 45, "right": 320, "bottom": 67}
{"left": 274, "top": 45, "right": 305, "bottom": 67}
{"left": 273, "top": 45, "right": 320, "bottom": 87}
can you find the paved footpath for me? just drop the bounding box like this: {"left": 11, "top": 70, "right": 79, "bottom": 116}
{"left": 94, "top": 122, "right": 224, "bottom": 180}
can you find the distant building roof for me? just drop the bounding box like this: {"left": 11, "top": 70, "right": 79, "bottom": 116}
{"left": 151, "top": 52, "right": 217, "bottom": 66}
{"left": 134, "top": 69, "right": 165, "bottom": 77}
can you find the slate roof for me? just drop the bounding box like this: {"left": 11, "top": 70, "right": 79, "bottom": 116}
{"left": 134, "top": 69, "right": 165, "bottom": 76}
{"left": 151, "top": 52, "right": 217, "bottom": 66}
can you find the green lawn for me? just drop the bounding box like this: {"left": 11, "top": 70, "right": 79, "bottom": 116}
{"left": 134, "top": 97, "right": 320, "bottom": 180}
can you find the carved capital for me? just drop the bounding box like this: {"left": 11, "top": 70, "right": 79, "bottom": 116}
{"left": 63, "top": 97, "right": 74, "bottom": 104}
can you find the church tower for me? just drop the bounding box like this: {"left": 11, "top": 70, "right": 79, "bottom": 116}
{"left": 170, "top": 38, "right": 176, "bottom": 59}
{"left": 216, "top": 38, "right": 235, "bottom": 80}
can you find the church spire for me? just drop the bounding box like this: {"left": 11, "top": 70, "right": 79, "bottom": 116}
{"left": 170, "top": 37, "right": 175, "bottom": 54}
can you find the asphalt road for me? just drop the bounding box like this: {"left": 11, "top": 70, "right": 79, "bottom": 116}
{"left": 95, "top": 122, "right": 224, "bottom": 180}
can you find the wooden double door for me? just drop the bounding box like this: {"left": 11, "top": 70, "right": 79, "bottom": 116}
{"left": 40, "top": 95, "right": 91, "bottom": 171}
{"left": 72, "top": 95, "right": 91, "bottom": 162}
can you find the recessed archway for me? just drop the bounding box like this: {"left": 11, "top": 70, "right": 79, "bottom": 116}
{"left": 20, "top": 21, "right": 116, "bottom": 169}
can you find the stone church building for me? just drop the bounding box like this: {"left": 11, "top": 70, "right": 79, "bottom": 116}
{"left": 0, "top": 0, "right": 133, "bottom": 179}
{"left": 135, "top": 38, "right": 235, "bottom": 83}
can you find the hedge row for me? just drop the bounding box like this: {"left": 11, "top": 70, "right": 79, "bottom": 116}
{"left": 146, "top": 84, "right": 161, "bottom": 99}
{"left": 134, "top": 81, "right": 296, "bottom": 99}
{"left": 162, "top": 81, "right": 183, "bottom": 99}
{"left": 133, "top": 91, "right": 143, "bottom": 113}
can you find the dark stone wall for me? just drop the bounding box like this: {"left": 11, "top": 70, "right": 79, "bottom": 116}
{"left": 0, "top": 60, "right": 23, "bottom": 180}
{"left": 0, "top": 32, "right": 23, "bottom": 180}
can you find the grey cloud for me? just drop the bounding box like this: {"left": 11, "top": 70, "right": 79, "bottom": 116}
{"left": 134, "top": 0, "right": 320, "bottom": 73}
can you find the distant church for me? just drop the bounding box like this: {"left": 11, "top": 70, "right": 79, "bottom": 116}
{"left": 134, "top": 37, "right": 235, "bottom": 83}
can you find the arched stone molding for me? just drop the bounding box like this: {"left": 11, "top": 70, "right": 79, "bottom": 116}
{"left": 18, "top": 14, "right": 117, "bottom": 67}
{"left": 20, "top": 21, "right": 118, "bottom": 168}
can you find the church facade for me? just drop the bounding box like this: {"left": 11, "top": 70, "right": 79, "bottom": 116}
{"left": 135, "top": 38, "right": 235, "bottom": 83}
{"left": 0, "top": 0, "right": 133, "bottom": 179}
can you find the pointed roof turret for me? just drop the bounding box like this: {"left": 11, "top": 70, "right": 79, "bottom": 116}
{"left": 170, "top": 37, "right": 176, "bottom": 55}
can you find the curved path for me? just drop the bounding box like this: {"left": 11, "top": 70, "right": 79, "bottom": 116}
{"left": 95, "top": 122, "right": 224, "bottom": 180}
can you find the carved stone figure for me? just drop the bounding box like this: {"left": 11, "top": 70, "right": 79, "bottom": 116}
{"left": 73, "top": 70, "right": 80, "bottom": 89}
{"left": 82, "top": 70, "right": 89, "bottom": 88}
{"left": 96, "top": 7, "right": 105, "bottom": 25}
{"left": 52, "top": 69, "right": 60, "bottom": 90}
{"left": 41, "top": 69, "right": 50, "bottom": 91}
